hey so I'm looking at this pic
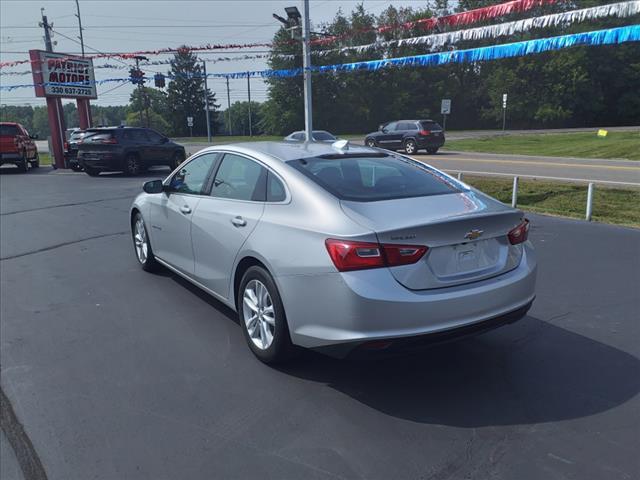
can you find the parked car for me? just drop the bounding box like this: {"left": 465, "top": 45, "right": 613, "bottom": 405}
{"left": 0, "top": 122, "right": 39, "bottom": 172}
{"left": 65, "top": 129, "right": 89, "bottom": 171}
{"left": 284, "top": 130, "right": 337, "bottom": 142}
{"left": 130, "top": 141, "right": 536, "bottom": 364}
{"left": 77, "top": 127, "right": 186, "bottom": 176}
{"left": 365, "top": 119, "right": 445, "bottom": 154}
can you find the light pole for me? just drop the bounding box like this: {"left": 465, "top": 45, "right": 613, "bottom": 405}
{"left": 202, "top": 60, "right": 211, "bottom": 142}
{"left": 274, "top": 4, "right": 313, "bottom": 141}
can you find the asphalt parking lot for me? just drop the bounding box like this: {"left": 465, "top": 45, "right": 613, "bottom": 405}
{"left": 1, "top": 166, "right": 639, "bottom": 480}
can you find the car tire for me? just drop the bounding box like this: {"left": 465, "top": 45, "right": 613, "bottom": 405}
{"left": 238, "top": 266, "right": 295, "bottom": 364}
{"left": 31, "top": 153, "right": 40, "bottom": 168}
{"left": 404, "top": 139, "right": 417, "bottom": 155}
{"left": 125, "top": 153, "right": 141, "bottom": 175}
{"left": 366, "top": 139, "right": 377, "bottom": 148}
{"left": 19, "top": 153, "right": 30, "bottom": 173}
{"left": 427, "top": 147, "right": 439, "bottom": 155}
{"left": 170, "top": 151, "right": 185, "bottom": 171}
{"left": 70, "top": 164, "right": 83, "bottom": 172}
{"left": 85, "top": 167, "right": 101, "bottom": 176}
{"left": 132, "top": 213, "right": 159, "bottom": 272}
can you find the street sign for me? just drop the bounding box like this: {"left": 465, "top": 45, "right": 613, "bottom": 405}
{"left": 502, "top": 93, "right": 508, "bottom": 108}
{"left": 441, "top": 99, "right": 451, "bottom": 115}
{"left": 187, "top": 116, "right": 194, "bottom": 127}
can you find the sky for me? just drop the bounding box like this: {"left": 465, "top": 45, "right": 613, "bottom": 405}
{"left": 0, "top": 0, "right": 435, "bottom": 108}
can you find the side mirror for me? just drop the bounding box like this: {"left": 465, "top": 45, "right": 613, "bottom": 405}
{"left": 30, "top": 134, "right": 39, "bottom": 139}
{"left": 143, "top": 179, "right": 164, "bottom": 194}
{"left": 161, "top": 136, "right": 169, "bottom": 143}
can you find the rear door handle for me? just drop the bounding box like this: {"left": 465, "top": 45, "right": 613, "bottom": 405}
{"left": 231, "top": 216, "right": 247, "bottom": 227}
{"left": 180, "top": 205, "right": 192, "bottom": 215}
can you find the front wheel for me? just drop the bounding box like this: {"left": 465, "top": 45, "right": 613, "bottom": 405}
{"left": 366, "top": 139, "right": 377, "bottom": 148}
{"left": 132, "top": 213, "right": 159, "bottom": 272}
{"left": 85, "top": 167, "right": 100, "bottom": 176}
{"left": 238, "top": 266, "right": 295, "bottom": 364}
{"left": 404, "top": 139, "right": 417, "bottom": 155}
{"left": 19, "top": 154, "right": 30, "bottom": 173}
{"left": 125, "top": 153, "right": 142, "bottom": 175}
{"left": 30, "top": 153, "right": 40, "bottom": 168}
{"left": 427, "top": 147, "right": 439, "bottom": 155}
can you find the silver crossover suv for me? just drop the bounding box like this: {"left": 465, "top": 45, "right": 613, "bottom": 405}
{"left": 130, "top": 141, "right": 536, "bottom": 363}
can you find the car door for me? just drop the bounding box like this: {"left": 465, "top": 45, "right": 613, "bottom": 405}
{"left": 148, "top": 152, "right": 219, "bottom": 275}
{"left": 145, "top": 129, "right": 170, "bottom": 165}
{"left": 376, "top": 121, "right": 398, "bottom": 148}
{"left": 391, "top": 122, "right": 410, "bottom": 149}
{"left": 190, "top": 152, "right": 267, "bottom": 299}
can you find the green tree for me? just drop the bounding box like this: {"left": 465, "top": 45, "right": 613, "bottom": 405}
{"left": 166, "top": 48, "right": 219, "bottom": 137}
{"left": 221, "top": 101, "right": 263, "bottom": 136}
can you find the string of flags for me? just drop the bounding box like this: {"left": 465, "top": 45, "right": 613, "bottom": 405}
{"left": 1, "top": 25, "right": 637, "bottom": 91}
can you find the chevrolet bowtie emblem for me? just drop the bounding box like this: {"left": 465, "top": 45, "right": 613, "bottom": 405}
{"left": 464, "top": 229, "right": 484, "bottom": 240}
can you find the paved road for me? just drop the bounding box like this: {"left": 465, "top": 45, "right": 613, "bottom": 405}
{"left": 1, "top": 168, "right": 639, "bottom": 480}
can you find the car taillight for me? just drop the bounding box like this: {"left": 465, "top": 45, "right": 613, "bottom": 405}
{"left": 508, "top": 219, "right": 530, "bottom": 245}
{"left": 325, "top": 239, "right": 428, "bottom": 272}
{"left": 64, "top": 141, "right": 69, "bottom": 150}
{"left": 419, "top": 129, "right": 431, "bottom": 136}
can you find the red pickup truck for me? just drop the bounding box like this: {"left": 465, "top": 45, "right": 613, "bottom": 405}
{"left": 0, "top": 122, "right": 39, "bottom": 172}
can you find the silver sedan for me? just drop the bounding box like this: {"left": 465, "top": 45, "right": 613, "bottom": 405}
{"left": 130, "top": 141, "right": 536, "bottom": 363}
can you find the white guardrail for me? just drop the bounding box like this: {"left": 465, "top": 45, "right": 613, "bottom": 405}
{"left": 455, "top": 171, "right": 597, "bottom": 221}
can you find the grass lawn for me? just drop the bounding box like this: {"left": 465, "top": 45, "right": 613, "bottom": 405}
{"left": 443, "top": 131, "right": 640, "bottom": 160}
{"left": 38, "top": 153, "right": 51, "bottom": 165}
{"left": 464, "top": 175, "right": 640, "bottom": 228}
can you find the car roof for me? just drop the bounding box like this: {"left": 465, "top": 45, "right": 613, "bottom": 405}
{"left": 205, "top": 141, "right": 380, "bottom": 162}
{"left": 0, "top": 122, "right": 20, "bottom": 126}
{"left": 290, "top": 130, "right": 331, "bottom": 134}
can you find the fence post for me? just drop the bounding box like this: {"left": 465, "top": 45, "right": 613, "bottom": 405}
{"left": 457, "top": 172, "right": 463, "bottom": 181}
{"left": 511, "top": 176, "right": 519, "bottom": 208}
{"left": 586, "top": 183, "right": 595, "bottom": 221}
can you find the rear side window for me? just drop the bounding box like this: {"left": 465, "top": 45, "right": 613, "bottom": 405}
{"left": 420, "top": 121, "right": 443, "bottom": 131}
{"left": 313, "top": 131, "right": 336, "bottom": 141}
{"left": 0, "top": 125, "right": 20, "bottom": 136}
{"left": 121, "top": 129, "right": 148, "bottom": 143}
{"left": 211, "top": 153, "right": 267, "bottom": 202}
{"left": 287, "top": 154, "right": 463, "bottom": 202}
{"left": 267, "top": 172, "right": 286, "bottom": 202}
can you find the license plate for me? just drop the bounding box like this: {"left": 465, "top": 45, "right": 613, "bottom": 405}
{"left": 457, "top": 247, "right": 478, "bottom": 270}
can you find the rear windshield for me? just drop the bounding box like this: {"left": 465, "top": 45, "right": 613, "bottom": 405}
{"left": 0, "top": 125, "right": 20, "bottom": 136}
{"left": 420, "top": 121, "right": 443, "bottom": 131}
{"left": 287, "top": 154, "right": 464, "bottom": 202}
{"left": 313, "top": 131, "right": 336, "bottom": 141}
{"left": 84, "top": 131, "right": 114, "bottom": 142}
{"left": 70, "top": 131, "right": 88, "bottom": 141}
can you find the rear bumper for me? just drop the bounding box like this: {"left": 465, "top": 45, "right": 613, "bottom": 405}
{"left": 78, "top": 152, "right": 125, "bottom": 171}
{"left": 0, "top": 152, "right": 24, "bottom": 163}
{"left": 276, "top": 242, "right": 536, "bottom": 353}
{"left": 416, "top": 136, "right": 445, "bottom": 148}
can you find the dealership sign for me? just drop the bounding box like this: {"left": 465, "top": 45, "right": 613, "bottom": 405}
{"left": 29, "top": 50, "right": 97, "bottom": 99}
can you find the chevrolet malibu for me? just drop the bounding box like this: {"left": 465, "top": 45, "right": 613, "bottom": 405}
{"left": 130, "top": 141, "right": 536, "bottom": 363}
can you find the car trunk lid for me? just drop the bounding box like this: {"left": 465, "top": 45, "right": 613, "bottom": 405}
{"left": 340, "top": 191, "right": 525, "bottom": 290}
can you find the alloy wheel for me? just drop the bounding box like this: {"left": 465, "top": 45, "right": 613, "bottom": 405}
{"left": 134, "top": 218, "right": 148, "bottom": 264}
{"left": 405, "top": 141, "right": 416, "bottom": 154}
{"left": 242, "top": 279, "right": 276, "bottom": 350}
{"left": 127, "top": 155, "right": 140, "bottom": 175}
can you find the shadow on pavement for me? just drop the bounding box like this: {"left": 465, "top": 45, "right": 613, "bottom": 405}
{"left": 273, "top": 316, "right": 640, "bottom": 427}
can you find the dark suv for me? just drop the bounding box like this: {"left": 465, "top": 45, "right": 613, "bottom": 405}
{"left": 365, "top": 120, "right": 445, "bottom": 154}
{"left": 77, "top": 127, "right": 186, "bottom": 176}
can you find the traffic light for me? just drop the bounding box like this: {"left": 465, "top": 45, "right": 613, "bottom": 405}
{"left": 154, "top": 73, "right": 166, "bottom": 88}
{"left": 129, "top": 68, "right": 145, "bottom": 85}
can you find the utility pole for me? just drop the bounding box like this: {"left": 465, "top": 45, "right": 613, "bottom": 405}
{"left": 74, "top": 0, "right": 85, "bottom": 57}
{"left": 202, "top": 60, "right": 211, "bottom": 142}
{"left": 226, "top": 76, "right": 232, "bottom": 136}
{"left": 302, "top": 0, "right": 313, "bottom": 141}
{"left": 134, "top": 56, "right": 149, "bottom": 127}
{"left": 247, "top": 72, "right": 252, "bottom": 137}
{"left": 40, "top": 9, "right": 53, "bottom": 52}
